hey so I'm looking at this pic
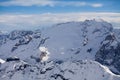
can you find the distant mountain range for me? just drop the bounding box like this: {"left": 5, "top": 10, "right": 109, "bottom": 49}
{"left": 0, "top": 20, "right": 120, "bottom": 80}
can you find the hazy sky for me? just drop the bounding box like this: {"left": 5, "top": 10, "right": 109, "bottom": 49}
{"left": 0, "top": 0, "right": 120, "bottom": 32}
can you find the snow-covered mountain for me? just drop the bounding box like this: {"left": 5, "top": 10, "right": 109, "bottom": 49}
{"left": 42, "top": 20, "right": 113, "bottom": 61}
{"left": 0, "top": 20, "right": 120, "bottom": 80}
{"left": 0, "top": 60, "right": 120, "bottom": 80}
{"left": 95, "top": 31, "right": 120, "bottom": 74}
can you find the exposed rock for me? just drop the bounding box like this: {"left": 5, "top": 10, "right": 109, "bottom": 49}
{"left": 95, "top": 33, "right": 120, "bottom": 74}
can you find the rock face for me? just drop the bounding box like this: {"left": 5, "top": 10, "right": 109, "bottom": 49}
{"left": 0, "top": 34, "right": 8, "bottom": 46}
{"left": 95, "top": 33, "right": 120, "bottom": 74}
{"left": 9, "top": 30, "right": 33, "bottom": 40}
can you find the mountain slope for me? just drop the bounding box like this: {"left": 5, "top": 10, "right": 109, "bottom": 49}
{"left": 42, "top": 20, "right": 113, "bottom": 61}
{"left": 0, "top": 60, "right": 119, "bottom": 80}
{"left": 0, "top": 20, "right": 113, "bottom": 62}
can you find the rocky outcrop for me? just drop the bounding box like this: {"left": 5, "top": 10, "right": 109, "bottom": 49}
{"left": 95, "top": 33, "right": 120, "bottom": 74}
{"left": 0, "top": 60, "right": 119, "bottom": 80}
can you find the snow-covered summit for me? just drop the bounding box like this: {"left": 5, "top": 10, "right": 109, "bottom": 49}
{"left": 42, "top": 20, "right": 113, "bottom": 61}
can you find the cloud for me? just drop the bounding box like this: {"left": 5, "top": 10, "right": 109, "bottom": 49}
{"left": 0, "top": 12, "right": 120, "bottom": 31}
{"left": 0, "top": 0, "right": 55, "bottom": 7}
{"left": 90, "top": 3, "right": 103, "bottom": 7}
{"left": 0, "top": 0, "right": 103, "bottom": 8}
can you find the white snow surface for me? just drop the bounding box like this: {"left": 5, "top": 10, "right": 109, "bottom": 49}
{"left": 41, "top": 20, "right": 112, "bottom": 61}
{"left": 0, "top": 58, "right": 5, "bottom": 64}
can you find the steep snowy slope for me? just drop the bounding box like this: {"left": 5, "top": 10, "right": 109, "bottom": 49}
{"left": 0, "top": 60, "right": 119, "bottom": 80}
{"left": 95, "top": 32, "right": 120, "bottom": 74}
{"left": 42, "top": 20, "right": 113, "bottom": 61}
